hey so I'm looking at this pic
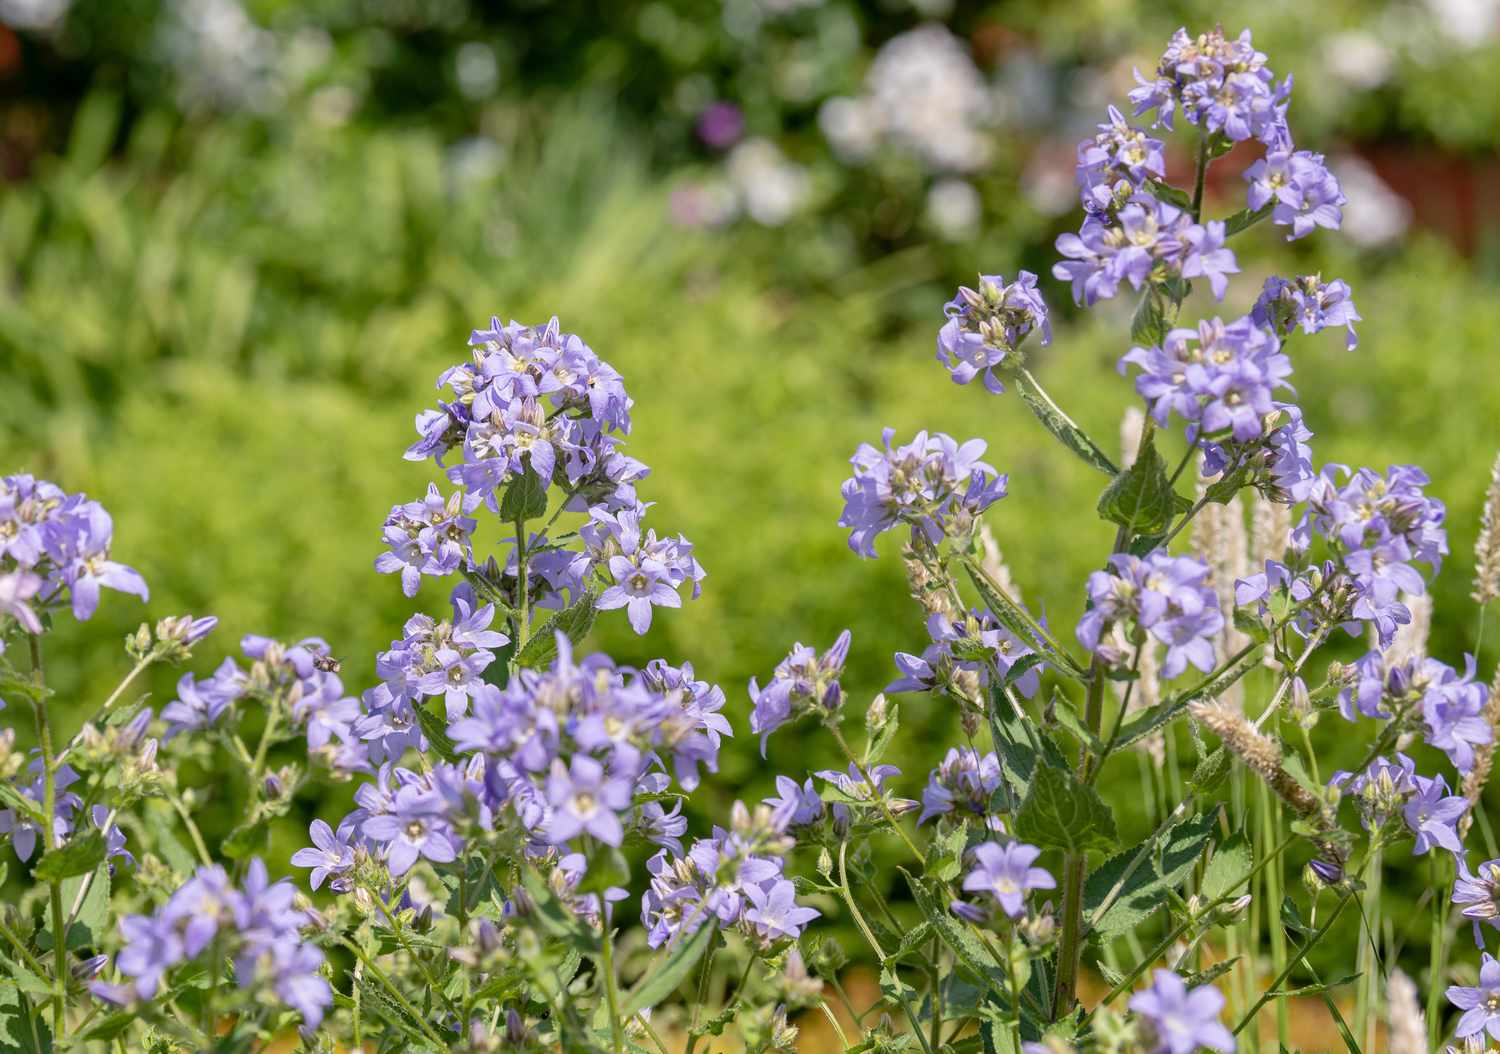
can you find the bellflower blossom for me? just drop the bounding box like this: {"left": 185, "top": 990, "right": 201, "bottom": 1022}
{"left": 1244, "top": 150, "right": 1346, "bottom": 240}
{"left": 749, "top": 630, "right": 852, "bottom": 754}
{"left": 1129, "top": 27, "right": 1289, "bottom": 145}
{"left": 1076, "top": 551, "right": 1223, "bottom": 678}
{"left": 1053, "top": 197, "right": 1238, "bottom": 308}
{"left": 1120, "top": 316, "right": 1291, "bottom": 446}
{"left": 936, "top": 272, "right": 1051, "bottom": 394}
{"left": 956, "top": 840, "right": 1054, "bottom": 920}
{"left": 640, "top": 801, "right": 816, "bottom": 950}
{"left": 1251, "top": 274, "right": 1360, "bottom": 350}
{"left": 1453, "top": 859, "right": 1500, "bottom": 937}
{"left": 1403, "top": 771, "right": 1467, "bottom": 856}
{"left": 402, "top": 316, "right": 702, "bottom": 635}
{"left": 919, "top": 747, "right": 1004, "bottom": 829}
{"left": 1338, "top": 649, "right": 1492, "bottom": 773}
{"left": 1128, "top": 969, "right": 1236, "bottom": 1054}
{"left": 374, "top": 482, "right": 480, "bottom": 596}
{"left": 839, "top": 430, "right": 1007, "bottom": 558}
{"left": 887, "top": 607, "right": 1043, "bottom": 700}
{"left": 1447, "top": 953, "right": 1500, "bottom": 1042}
{"left": 0, "top": 474, "right": 148, "bottom": 623}
{"left": 1075, "top": 105, "right": 1166, "bottom": 212}
{"left": 91, "top": 860, "right": 331, "bottom": 1031}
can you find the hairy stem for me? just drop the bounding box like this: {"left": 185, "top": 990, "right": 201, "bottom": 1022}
{"left": 28, "top": 636, "right": 67, "bottom": 1041}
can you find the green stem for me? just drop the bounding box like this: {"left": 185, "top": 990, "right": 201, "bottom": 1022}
{"left": 165, "top": 788, "right": 214, "bottom": 866}
{"left": 53, "top": 653, "right": 155, "bottom": 768}
{"left": 28, "top": 636, "right": 66, "bottom": 1042}
{"left": 1191, "top": 135, "right": 1211, "bottom": 222}
{"left": 600, "top": 922, "right": 624, "bottom": 1054}
{"left": 513, "top": 516, "right": 531, "bottom": 654}
{"left": 248, "top": 705, "right": 280, "bottom": 785}
{"left": 1232, "top": 891, "right": 1355, "bottom": 1035}
{"left": 1428, "top": 855, "right": 1448, "bottom": 1052}
{"left": 335, "top": 935, "right": 448, "bottom": 1048}
{"left": 828, "top": 724, "right": 925, "bottom": 864}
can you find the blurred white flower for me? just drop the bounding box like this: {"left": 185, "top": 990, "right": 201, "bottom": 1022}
{"left": 1330, "top": 155, "right": 1412, "bottom": 248}
{"left": 818, "top": 96, "right": 881, "bottom": 163}
{"left": 0, "top": 0, "right": 69, "bottom": 30}
{"left": 158, "top": 0, "right": 278, "bottom": 111}
{"left": 1324, "top": 31, "right": 1395, "bottom": 89}
{"left": 1424, "top": 0, "right": 1500, "bottom": 45}
{"left": 727, "top": 138, "right": 808, "bottom": 226}
{"left": 456, "top": 42, "right": 499, "bottom": 100}
{"left": 926, "top": 178, "right": 980, "bottom": 241}
{"left": 866, "top": 24, "right": 992, "bottom": 172}
{"left": 670, "top": 180, "right": 740, "bottom": 229}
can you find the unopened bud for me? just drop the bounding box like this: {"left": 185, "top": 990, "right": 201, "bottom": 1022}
{"left": 866, "top": 694, "right": 891, "bottom": 732}
{"left": 1213, "top": 894, "right": 1252, "bottom": 924}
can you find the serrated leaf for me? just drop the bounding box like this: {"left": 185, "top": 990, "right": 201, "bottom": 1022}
{"left": 1189, "top": 746, "right": 1232, "bottom": 794}
{"left": 412, "top": 699, "right": 460, "bottom": 762}
{"left": 33, "top": 831, "right": 107, "bottom": 882}
{"left": 78, "top": 1012, "right": 135, "bottom": 1043}
{"left": 515, "top": 590, "right": 598, "bottom": 670}
{"left": 1130, "top": 289, "right": 1170, "bottom": 348}
{"left": 899, "top": 869, "right": 997, "bottom": 985}
{"left": 1085, "top": 810, "right": 1217, "bottom": 938}
{"left": 1113, "top": 650, "right": 1261, "bottom": 750}
{"left": 987, "top": 683, "right": 1067, "bottom": 805}
{"left": 925, "top": 819, "right": 969, "bottom": 883}
{"left": 1232, "top": 609, "right": 1269, "bottom": 644}
{"left": 1048, "top": 693, "right": 1103, "bottom": 754}
{"left": 1013, "top": 765, "right": 1117, "bottom": 854}
{"left": 1224, "top": 203, "right": 1273, "bottom": 237}
{"left": 0, "top": 985, "right": 51, "bottom": 1053}
{"left": 962, "top": 557, "right": 1086, "bottom": 680}
{"left": 1014, "top": 369, "right": 1118, "bottom": 478}
{"left": 1097, "top": 426, "right": 1187, "bottom": 537}
{"left": 866, "top": 707, "right": 901, "bottom": 765}
{"left": 1144, "top": 180, "right": 1194, "bottom": 209}
{"left": 621, "top": 919, "right": 717, "bottom": 1016}
{"left": 499, "top": 471, "right": 549, "bottom": 522}
{"left": 1181, "top": 958, "right": 1240, "bottom": 988}
{"left": 1200, "top": 833, "right": 1253, "bottom": 903}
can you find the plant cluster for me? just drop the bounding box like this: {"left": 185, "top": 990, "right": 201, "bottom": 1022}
{"left": 3, "top": 24, "right": 1500, "bottom": 1054}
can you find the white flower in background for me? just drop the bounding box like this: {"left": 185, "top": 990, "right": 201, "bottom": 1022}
{"left": 158, "top": 0, "right": 279, "bottom": 111}
{"left": 455, "top": 42, "right": 499, "bottom": 100}
{"left": 1324, "top": 30, "right": 1395, "bottom": 89}
{"left": 669, "top": 180, "right": 741, "bottom": 229}
{"left": 866, "top": 24, "right": 993, "bottom": 172}
{"left": 0, "top": 0, "right": 68, "bottom": 30}
{"left": 1021, "top": 146, "right": 1078, "bottom": 217}
{"left": 1424, "top": 0, "right": 1500, "bottom": 46}
{"left": 1330, "top": 155, "right": 1412, "bottom": 248}
{"left": 818, "top": 96, "right": 882, "bottom": 163}
{"left": 818, "top": 24, "right": 993, "bottom": 174}
{"left": 446, "top": 136, "right": 507, "bottom": 194}
{"left": 726, "top": 138, "right": 808, "bottom": 226}
{"left": 925, "top": 178, "right": 980, "bottom": 241}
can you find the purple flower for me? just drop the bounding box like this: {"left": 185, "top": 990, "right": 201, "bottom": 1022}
{"left": 160, "top": 659, "right": 245, "bottom": 739}
{"left": 362, "top": 783, "right": 459, "bottom": 875}
{"left": 545, "top": 755, "right": 632, "bottom": 846}
{"left": 960, "top": 840, "right": 1055, "bottom": 918}
{"left": 0, "top": 570, "right": 42, "bottom": 635}
{"left": 1077, "top": 551, "right": 1223, "bottom": 678}
{"left": 597, "top": 556, "right": 681, "bottom": 634}
{"left": 749, "top": 630, "right": 852, "bottom": 754}
{"left": 696, "top": 102, "right": 745, "bottom": 149}
{"left": 936, "top": 272, "right": 1051, "bottom": 394}
{"left": 290, "top": 820, "right": 356, "bottom": 891}
{"left": 374, "top": 483, "right": 479, "bottom": 597}
{"left": 1180, "top": 222, "right": 1239, "bottom": 299}
{"left": 1128, "top": 969, "right": 1236, "bottom": 1054}
{"left": 1403, "top": 772, "right": 1467, "bottom": 856}
{"left": 1244, "top": 150, "right": 1345, "bottom": 240}
{"left": 1251, "top": 275, "right": 1360, "bottom": 351}
{"left": 1330, "top": 753, "right": 1417, "bottom": 831}
{"left": 839, "top": 430, "right": 1007, "bottom": 558}
{"left": 888, "top": 608, "right": 1042, "bottom": 700}
{"left": 1448, "top": 953, "right": 1500, "bottom": 1041}
{"left": 39, "top": 500, "right": 149, "bottom": 620}
{"left": 1454, "top": 859, "right": 1500, "bottom": 936}
{"left": 763, "top": 775, "right": 824, "bottom": 828}
{"left": 1130, "top": 27, "right": 1288, "bottom": 148}
{"left": 742, "top": 878, "right": 820, "bottom": 943}
{"left": 1075, "top": 105, "right": 1166, "bottom": 209}
{"left": 109, "top": 913, "right": 184, "bottom": 1000}
{"left": 920, "top": 747, "right": 1003, "bottom": 828}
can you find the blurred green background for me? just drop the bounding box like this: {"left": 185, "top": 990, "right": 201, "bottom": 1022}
{"left": 3, "top": 0, "right": 1500, "bottom": 1001}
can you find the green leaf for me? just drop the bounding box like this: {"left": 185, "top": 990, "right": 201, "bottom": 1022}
{"left": 1224, "top": 203, "right": 1273, "bottom": 237}
{"left": 515, "top": 590, "right": 599, "bottom": 669}
{"left": 1130, "top": 289, "right": 1169, "bottom": 348}
{"left": 1232, "top": 609, "right": 1269, "bottom": 644}
{"left": 499, "top": 470, "right": 549, "bottom": 522}
{"left": 1013, "top": 765, "right": 1117, "bottom": 854}
{"left": 1189, "top": 746, "right": 1232, "bottom": 795}
{"left": 962, "top": 557, "right": 1086, "bottom": 680}
{"left": 986, "top": 683, "right": 1068, "bottom": 804}
{"left": 1200, "top": 833, "right": 1253, "bottom": 903}
{"left": 925, "top": 818, "right": 969, "bottom": 883}
{"left": 78, "top": 1012, "right": 135, "bottom": 1043}
{"left": 33, "top": 831, "right": 107, "bottom": 882}
{"left": 621, "top": 919, "right": 717, "bottom": 1016}
{"left": 1048, "top": 693, "right": 1104, "bottom": 755}
{"left": 66, "top": 865, "right": 110, "bottom": 949}
{"left": 1084, "top": 811, "right": 1217, "bottom": 938}
{"left": 1014, "top": 369, "right": 1118, "bottom": 478}
{"left": 899, "top": 868, "right": 997, "bottom": 985}
{"left": 0, "top": 784, "right": 45, "bottom": 826}
{"left": 866, "top": 705, "right": 901, "bottom": 765}
{"left": 1097, "top": 425, "right": 1189, "bottom": 537}
{"left": 221, "top": 815, "right": 269, "bottom": 860}
{"left": 1143, "top": 180, "right": 1193, "bottom": 210}
{"left": 1113, "top": 651, "right": 1261, "bottom": 750}
{"left": 0, "top": 986, "right": 51, "bottom": 1053}
{"left": 412, "top": 698, "right": 460, "bottom": 762}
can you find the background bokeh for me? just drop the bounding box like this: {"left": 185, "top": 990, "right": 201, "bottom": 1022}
{"left": 3, "top": 0, "right": 1500, "bottom": 1021}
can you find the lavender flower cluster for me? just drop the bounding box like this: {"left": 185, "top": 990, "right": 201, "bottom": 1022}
{"left": 1077, "top": 551, "right": 1224, "bottom": 678}
{"left": 390, "top": 315, "right": 704, "bottom": 634}
{"left": 91, "top": 859, "right": 331, "bottom": 1029}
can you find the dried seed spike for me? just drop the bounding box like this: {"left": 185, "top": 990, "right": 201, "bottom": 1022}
{"left": 1190, "top": 700, "right": 1320, "bottom": 819}
{"left": 1385, "top": 970, "right": 1426, "bottom": 1054}
{"left": 1474, "top": 451, "right": 1500, "bottom": 604}
{"left": 1460, "top": 664, "right": 1500, "bottom": 836}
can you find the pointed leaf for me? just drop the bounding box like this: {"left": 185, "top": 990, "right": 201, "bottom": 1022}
{"left": 621, "top": 920, "right": 718, "bottom": 1016}
{"left": 1013, "top": 765, "right": 1117, "bottom": 854}
{"left": 1014, "top": 370, "right": 1118, "bottom": 478}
